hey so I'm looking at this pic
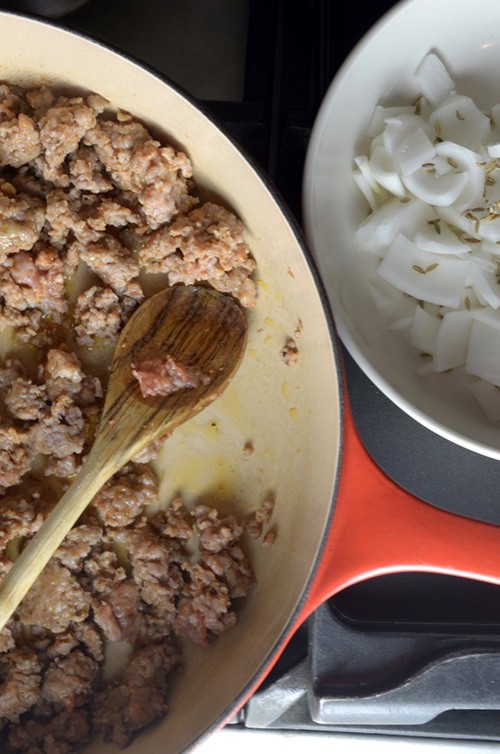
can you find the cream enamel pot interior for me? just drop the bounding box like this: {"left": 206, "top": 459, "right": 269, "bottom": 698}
{"left": 3, "top": 11, "right": 500, "bottom": 754}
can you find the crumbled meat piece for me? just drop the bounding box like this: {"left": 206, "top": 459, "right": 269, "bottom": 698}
{"left": 0, "top": 554, "right": 13, "bottom": 580}
{"left": 67, "top": 146, "right": 113, "bottom": 194}
{"left": 0, "top": 358, "right": 24, "bottom": 389}
{"left": 93, "top": 579, "right": 142, "bottom": 641}
{"left": 7, "top": 707, "right": 91, "bottom": 754}
{"left": 86, "top": 197, "right": 142, "bottom": 232}
{"left": 78, "top": 233, "right": 142, "bottom": 298}
{"left": 84, "top": 119, "right": 149, "bottom": 178}
{"left": 0, "top": 185, "right": 45, "bottom": 259}
{"left": 202, "top": 545, "right": 256, "bottom": 599}
{"left": 39, "top": 99, "right": 97, "bottom": 169}
{"left": 0, "top": 246, "right": 67, "bottom": 318}
{"left": 91, "top": 463, "right": 157, "bottom": 528}
{"left": 131, "top": 436, "right": 165, "bottom": 464}
{"left": 280, "top": 336, "right": 299, "bottom": 366}
{"left": 44, "top": 188, "right": 99, "bottom": 251}
{"left": 132, "top": 142, "right": 196, "bottom": 228}
{"left": 25, "top": 84, "right": 55, "bottom": 117}
{"left": 4, "top": 378, "right": 47, "bottom": 421}
{"left": 46, "top": 620, "right": 104, "bottom": 665}
{"left": 193, "top": 505, "right": 243, "bottom": 553}
{"left": 0, "top": 304, "right": 42, "bottom": 341}
{"left": 72, "top": 621, "right": 104, "bottom": 664}
{"left": 124, "top": 524, "right": 184, "bottom": 616}
{"left": 55, "top": 523, "right": 102, "bottom": 571}
{"left": 0, "top": 649, "right": 42, "bottom": 722}
{"left": 18, "top": 561, "right": 91, "bottom": 633}
{"left": 139, "top": 202, "right": 256, "bottom": 306}
{"left": 132, "top": 351, "right": 211, "bottom": 398}
{"left": 41, "top": 649, "right": 98, "bottom": 711}
{"left": 42, "top": 348, "right": 85, "bottom": 400}
{"left": 73, "top": 285, "right": 121, "bottom": 346}
{"left": 46, "top": 631, "right": 78, "bottom": 660}
{"left": 93, "top": 641, "right": 180, "bottom": 747}
{"left": 76, "top": 374, "right": 103, "bottom": 408}
{"left": 82, "top": 549, "right": 127, "bottom": 595}
{"left": 0, "top": 114, "right": 42, "bottom": 168}
{"left": 244, "top": 496, "right": 275, "bottom": 540}
{"left": 0, "top": 627, "right": 15, "bottom": 655}
{"left": 44, "top": 453, "right": 79, "bottom": 479}
{"left": 30, "top": 393, "right": 85, "bottom": 459}
{"left": 0, "top": 84, "right": 24, "bottom": 124}
{"left": 294, "top": 318, "right": 304, "bottom": 338}
{"left": 262, "top": 530, "right": 277, "bottom": 546}
{"left": 243, "top": 440, "right": 254, "bottom": 456}
{"left": 10, "top": 165, "right": 49, "bottom": 200}
{"left": 0, "top": 489, "right": 43, "bottom": 552}
{"left": 174, "top": 562, "right": 236, "bottom": 646}
{"left": 0, "top": 426, "right": 32, "bottom": 488}
{"left": 152, "top": 497, "right": 193, "bottom": 540}
{"left": 84, "top": 120, "right": 196, "bottom": 227}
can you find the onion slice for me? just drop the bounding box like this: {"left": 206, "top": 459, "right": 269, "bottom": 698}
{"left": 377, "top": 233, "right": 470, "bottom": 307}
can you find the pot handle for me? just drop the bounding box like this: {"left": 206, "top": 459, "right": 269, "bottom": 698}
{"left": 298, "top": 392, "right": 500, "bottom": 624}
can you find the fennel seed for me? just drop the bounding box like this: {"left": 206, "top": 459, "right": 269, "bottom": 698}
{"left": 427, "top": 218, "right": 441, "bottom": 234}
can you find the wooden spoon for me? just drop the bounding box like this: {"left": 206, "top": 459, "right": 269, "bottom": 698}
{"left": 0, "top": 284, "right": 248, "bottom": 632}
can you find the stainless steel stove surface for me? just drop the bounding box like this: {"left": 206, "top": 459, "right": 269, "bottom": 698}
{"left": 6, "top": 0, "right": 500, "bottom": 747}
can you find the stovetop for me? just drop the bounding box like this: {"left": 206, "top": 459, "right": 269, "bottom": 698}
{"left": 7, "top": 0, "right": 500, "bottom": 744}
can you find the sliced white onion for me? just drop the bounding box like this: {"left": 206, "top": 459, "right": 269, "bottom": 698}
{"left": 475, "top": 215, "right": 500, "bottom": 244}
{"left": 354, "top": 198, "right": 429, "bottom": 255}
{"left": 416, "top": 360, "right": 435, "bottom": 377}
{"left": 466, "top": 317, "right": 500, "bottom": 385}
{"left": 433, "top": 309, "right": 475, "bottom": 371}
{"left": 414, "top": 52, "right": 455, "bottom": 107}
{"left": 429, "top": 93, "right": 491, "bottom": 151}
{"left": 367, "top": 105, "right": 415, "bottom": 138}
{"left": 368, "top": 145, "right": 407, "bottom": 196}
{"left": 377, "top": 233, "right": 470, "bottom": 307}
{"left": 353, "top": 169, "right": 379, "bottom": 212}
{"left": 436, "top": 204, "right": 476, "bottom": 236}
{"left": 414, "top": 219, "right": 469, "bottom": 254}
{"left": 470, "top": 263, "right": 500, "bottom": 309}
{"left": 394, "top": 127, "right": 436, "bottom": 175}
{"left": 354, "top": 155, "right": 380, "bottom": 191}
{"left": 435, "top": 141, "right": 485, "bottom": 209}
{"left": 469, "top": 255, "right": 497, "bottom": 273}
{"left": 410, "top": 304, "right": 440, "bottom": 354}
{"left": 469, "top": 379, "right": 500, "bottom": 421}
{"left": 368, "top": 276, "right": 401, "bottom": 310}
{"left": 491, "top": 103, "right": 500, "bottom": 130}
{"left": 388, "top": 316, "right": 413, "bottom": 331}
{"left": 383, "top": 114, "right": 432, "bottom": 155}
{"left": 481, "top": 240, "right": 500, "bottom": 256}
{"left": 402, "top": 167, "right": 468, "bottom": 206}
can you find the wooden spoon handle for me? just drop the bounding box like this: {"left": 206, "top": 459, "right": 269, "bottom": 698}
{"left": 0, "top": 440, "right": 117, "bottom": 632}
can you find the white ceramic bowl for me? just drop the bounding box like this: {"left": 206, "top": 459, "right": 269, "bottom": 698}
{"left": 303, "top": 0, "right": 500, "bottom": 460}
